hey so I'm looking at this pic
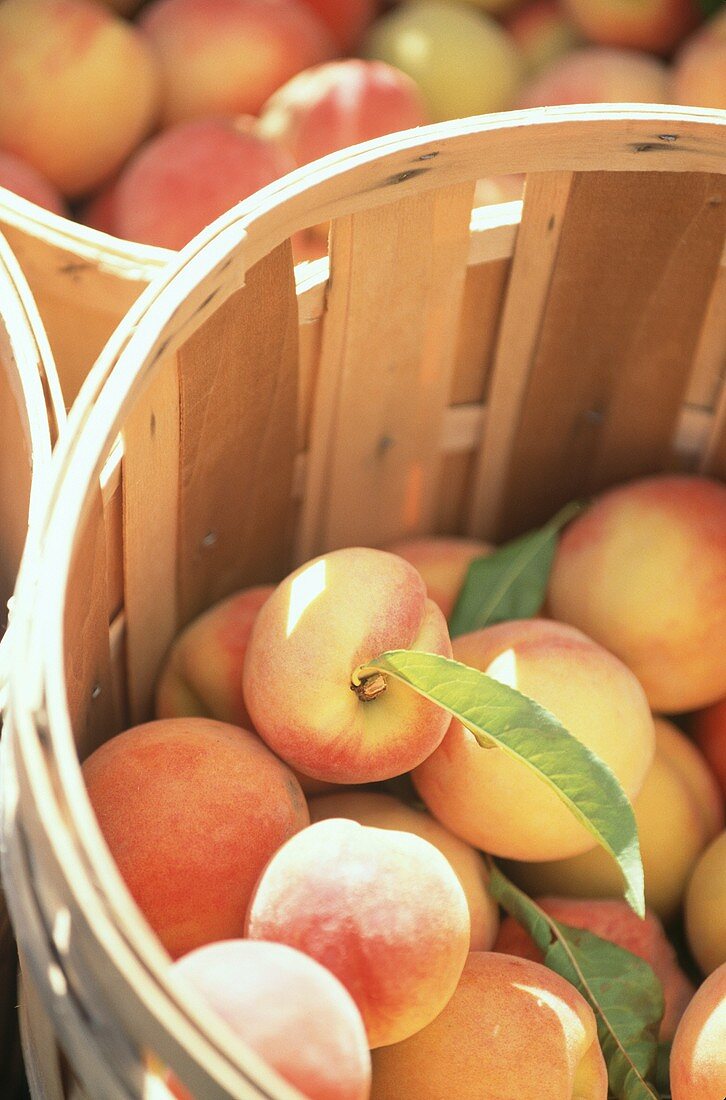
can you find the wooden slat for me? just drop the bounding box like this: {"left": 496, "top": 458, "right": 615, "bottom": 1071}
{"left": 177, "top": 241, "right": 299, "bottom": 625}
{"left": 123, "top": 359, "right": 180, "bottom": 725}
{"left": 466, "top": 171, "right": 574, "bottom": 540}
{"left": 701, "top": 385, "right": 726, "bottom": 480}
{"left": 477, "top": 171, "right": 726, "bottom": 539}
{"left": 451, "top": 259, "right": 510, "bottom": 406}
{"left": 63, "top": 488, "right": 118, "bottom": 761}
{"left": 297, "top": 182, "right": 475, "bottom": 559}
{"left": 686, "top": 261, "right": 726, "bottom": 410}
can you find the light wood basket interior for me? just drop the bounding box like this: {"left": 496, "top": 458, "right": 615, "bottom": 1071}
{"left": 3, "top": 106, "right": 726, "bottom": 1100}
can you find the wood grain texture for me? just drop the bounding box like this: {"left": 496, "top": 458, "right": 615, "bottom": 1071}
{"left": 177, "top": 240, "right": 299, "bottom": 625}
{"left": 297, "top": 182, "right": 475, "bottom": 560}
{"left": 451, "top": 259, "right": 511, "bottom": 407}
{"left": 472, "top": 171, "right": 726, "bottom": 541}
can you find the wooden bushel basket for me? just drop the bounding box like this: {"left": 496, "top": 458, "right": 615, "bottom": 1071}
{"left": 0, "top": 230, "right": 64, "bottom": 1095}
{"left": 0, "top": 189, "right": 170, "bottom": 409}
{"left": 2, "top": 105, "right": 725, "bottom": 1100}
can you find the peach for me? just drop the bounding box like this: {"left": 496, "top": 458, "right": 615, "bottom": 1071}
{"left": 243, "top": 547, "right": 453, "bottom": 784}
{"left": 670, "top": 963, "right": 726, "bottom": 1100}
{"left": 504, "top": 717, "right": 724, "bottom": 921}
{"left": 517, "top": 46, "right": 670, "bottom": 108}
{"left": 561, "top": 0, "right": 700, "bottom": 54}
{"left": 298, "top": 0, "right": 377, "bottom": 50}
{"left": 413, "top": 618, "right": 655, "bottom": 861}
{"left": 382, "top": 536, "right": 493, "bottom": 621}
{"left": 246, "top": 818, "right": 470, "bottom": 1048}
{"left": 79, "top": 183, "right": 120, "bottom": 237}
{"left": 692, "top": 697, "right": 726, "bottom": 801}
{"left": 82, "top": 717, "right": 309, "bottom": 959}
{"left": 672, "top": 9, "right": 726, "bottom": 110}
{"left": 0, "top": 0, "right": 160, "bottom": 196}
{"left": 0, "top": 151, "right": 68, "bottom": 216}
{"left": 156, "top": 586, "right": 273, "bottom": 731}
{"left": 166, "top": 940, "right": 371, "bottom": 1100}
{"left": 101, "top": 117, "right": 295, "bottom": 250}
{"left": 308, "top": 790, "right": 499, "bottom": 950}
{"left": 504, "top": 0, "right": 582, "bottom": 77}
{"left": 361, "top": 1, "right": 523, "bottom": 122}
{"left": 494, "top": 897, "right": 694, "bottom": 1041}
{"left": 685, "top": 831, "right": 726, "bottom": 976}
{"left": 257, "top": 60, "right": 429, "bottom": 169}
{"left": 140, "top": 0, "right": 336, "bottom": 126}
{"left": 548, "top": 476, "right": 726, "bottom": 713}
{"left": 371, "top": 952, "right": 608, "bottom": 1099}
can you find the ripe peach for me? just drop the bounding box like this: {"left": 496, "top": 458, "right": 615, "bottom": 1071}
{"left": 166, "top": 940, "right": 371, "bottom": 1100}
{"left": 246, "top": 818, "right": 470, "bottom": 1048}
{"left": 561, "top": 0, "right": 700, "bottom": 54}
{"left": 243, "top": 547, "right": 453, "bottom": 784}
{"left": 371, "top": 952, "right": 608, "bottom": 1099}
{"left": 361, "top": 1, "right": 523, "bottom": 122}
{"left": 257, "top": 60, "right": 429, "bottom": 169}
{"left": 103, "top": 117, "right": 295, "bottom": 250}
{"left": 298, "top": 0, "right": 377, "bottom": 50}
{"left": 548, "top": 476, "right": 726, "bottom": 713}
{"left": 82, "top": 718, "right": 309, "bottom": 959}
{"left": 504, "top": 717, "right": 724, "bottom": 921}
{"left": 670, "top": 963, "right": 726, "bottom": 1100}
{"left": 156, "top": 586, "right": 273, "bottom": 731}
{"left": 692, "top": 697, "right": 726, "bottom": 801}
{"left": 504, "top": 0, "right": 582, "bottom": 77}
{"left": 685, "top": 831, "right": 726, "bottom": 975}
{"left": 672, "top": 9, "right": 726, "bottom": 110}
{"left": 308, "top": 790, "right": 499, "bottom": 950}
{"left": 517, "top": 46, "right": 670, "bottom": 108}
{"left": 0, "top": 152, "right": 68, "bottom": 216}
{"left": 140, "top": 0, "right": 336, "bottom": 125}
{"left": 382, "top": 536, "right": 493, "bottom": 621}
{"left": 413, "top": 618, "right": 655, "bottom": 861}
{"left": 0, "top": 0, "right": 160, "bottom": 196}
{"left": 494, "top": 897, "right": 694, "bottom": 1041}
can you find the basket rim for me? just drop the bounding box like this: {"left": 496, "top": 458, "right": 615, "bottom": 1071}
{"left": 4, "top": 103, "right": 726, "bottom": 1097}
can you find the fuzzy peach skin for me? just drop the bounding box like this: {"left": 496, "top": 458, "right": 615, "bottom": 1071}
{"left": 246, "top": 818, "right": 470, "bottom": 1048}
{"left": 562, "top": 0, "right": 700, "bottom": 54}
{"left": 164, "top": 940, "right": 371, "bottom": 1100}
{"left": 298, "top": 0, "right": 377, "bottom": 50}
{"left": 0, "top": 0, "right": 160, "bottom": 197}
{"left": 548, "top": 476, "right": 726, "bottom": 714}
{"left": 243, "top": 547, "right": 453, "bottom": 784}
{"left": 692, "top": 697, "right": 726, "bottom": 801}
{"left": 0, "top": 152, "right": 68, "bottom": 216}
{"left": 412, "top": 618, "right": 654, "bottom": 861}
{"left": 140, "top": 0, "right": 336, "bottom": 126}
{"left": 82, "top": 718, "right": 309, "bottom": 959}
{"left": 156, "top": 586, "right": 273, "bottom": 730}
{"left": 383, "top": 536, "right": 493, "bottom": 622}
{"left": 309, "top": 790, "right": 499, "bottom": 951}
{"left": 517, "top": 45, "right": 670, "bottom": 108}
{"left": 672, "top": 9, "right": 726, "bottom": 110}
{"left": 504, "top": 717, "right": 724, "bottom": 921}
{"left": 97, "top": 117, "right": 295, "bottom": 250}
{"left": 494, "top": 897, "right": 694, "bottom": 1041}
{"left": 685, "top": 831, "right": 726, "bottom": 976}
{"left": 362, "top": 1, "right": 523, "bottom": 122}
{"left": 670, "top": 963, "right": 726, "bottom": 1100}
{"left": 371, "top": 952, "right": 608, "bottom": 1099}
{"left": 504, "top": 0, "right": 582, "bottom": 77}
{"left": 257, "top": 59, "right": 429, "bottom": 168}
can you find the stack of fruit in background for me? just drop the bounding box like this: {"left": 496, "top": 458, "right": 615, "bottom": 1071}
{"left": 82, "top": 473, "right": 726, "bottom": 1099}
{"left": 0, "top": 0, "right": 723, "bottom": 257}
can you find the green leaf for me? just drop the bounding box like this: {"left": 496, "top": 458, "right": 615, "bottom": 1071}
{"left": 449, "top": 501, "right": 584, "bottom": 637}
{"left": 356, "top": 649, "right": 644, "bottom": 916}
{"left": 488, "top": 864, "right": 663, "bottom": 1100}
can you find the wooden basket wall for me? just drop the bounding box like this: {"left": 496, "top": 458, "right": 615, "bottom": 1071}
{"left": 2, "top": 105, "right": 725, "bottom": 1100}
{"left": 0, "top": 229, "right": 65, "bottom": 1096}
{"left": 0, "top": 189, "right": 170, "bottom": 408}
